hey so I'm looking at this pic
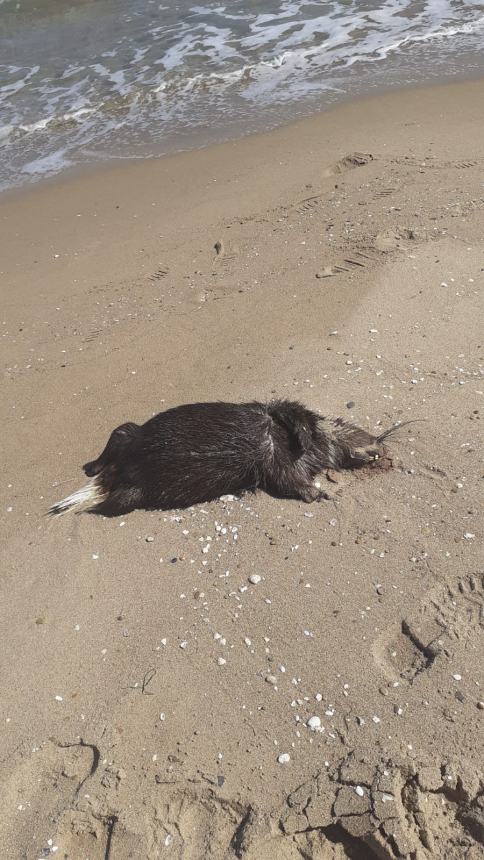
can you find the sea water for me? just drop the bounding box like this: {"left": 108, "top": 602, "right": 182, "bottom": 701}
{"left": 1, "top": 0, "right": 483, "bottom": 191}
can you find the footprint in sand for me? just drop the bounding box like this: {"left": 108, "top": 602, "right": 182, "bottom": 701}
{"left": 148, "top": 264, "right": 170, "bottom": 281}
{"left": 439, "top": 573, "right": 484, "bottom": 635}
{"left": 58, "top": 787, "right": 297, "bottom": 859}
{"left": 373, "top": 574, "right": 484, "bottom": 687}
{"left": 293, "top": 194, "right": 324, "bottom": 216}
{"left": 323, "top": 152, "right": 374, "bottom": 177}
{"left": 153, "top": 786, "right": 244, "bottom": 858}
{"left": 54, "top": 809, "right": 116, "bottom": 860}
{"left": 83, "top": 327, "right": 103, "bottom": 344}
{"left": 213, "top": 239, "right": 239, "bottom": 269}
{"left": 0, "top": 739, "right": 98, "bottom": 858}
{"left": 373, "top": 187, "right": 397, "bottom": 199}
{"left": 371, "top": 620, "right": 438, "bottom": 684}
{"left": 374, "top": 227, "right": 419, "bottom": 251}
{"left": 452, "top": 159, "right": 479, "bottom": 169}
{"left": 315, "top": 249, "right": 382, "bottom": 279}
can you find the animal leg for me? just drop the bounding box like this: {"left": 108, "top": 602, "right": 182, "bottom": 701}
{"left": 298, "top": 484, "right": 331, "bottom": 503}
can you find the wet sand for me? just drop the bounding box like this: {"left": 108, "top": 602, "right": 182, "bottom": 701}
{"left": 1, "top": 79, "right": 483, "bottom": 859}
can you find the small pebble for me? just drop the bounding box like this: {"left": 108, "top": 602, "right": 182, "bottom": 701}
{"left": 452, "top": 673, "right": 462, "bottom": 681}
{"left": 307, "top": 715, "right": 321, "bottom": 731}
{"left": 249, "top": 574, "right": 262, "bottom": 585}
{"left": 372, "top": 715, "right": 381, "bottom": 724}
{"left": 355, "top": 786, "right": 365, "bottom": 797}
{"left": 278, "top": 753, "right": 290, "bottom": 764}
{"left": 346, "top": 400, "right": 355, "bottom": 409}
{"left": 217, "top": 657, "right": 226, "bottom": 666}
{"left": 266, "top": 674, "right": 277, "bottom": 686}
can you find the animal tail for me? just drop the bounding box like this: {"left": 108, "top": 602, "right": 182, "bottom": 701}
{"left": 48, "top": 476, "right": 106, "bottom": 517}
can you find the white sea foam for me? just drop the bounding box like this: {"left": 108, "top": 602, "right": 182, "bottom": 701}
{"left": 22, "top": 149, "right": 72, "bottom": 176}
{"left": 0, "top": 124, "right": 14, "bottom": 142}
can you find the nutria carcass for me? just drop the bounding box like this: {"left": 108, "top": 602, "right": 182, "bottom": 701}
{"left": 48, "top": 399, "right": 412, "bottom": 517}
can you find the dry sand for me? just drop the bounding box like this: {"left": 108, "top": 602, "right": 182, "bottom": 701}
{"left": 1, "top": 79, "right": 483, "bottom": 860}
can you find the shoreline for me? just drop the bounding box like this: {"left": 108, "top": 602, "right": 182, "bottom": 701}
{"left": 3, "top": 0, "right": 484, "bottom": 196}
{"left": 2, "top": 72, "right": 484, "bottom": 202}
{"left": 2, "top": 75, "right": 484, "bottom": 309}
{"left": 1, "top": 77, "right": 483, "bottom": 859}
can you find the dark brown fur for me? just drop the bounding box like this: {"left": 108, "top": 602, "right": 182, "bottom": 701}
{"left": 48, "top": 400, "right": 407, "bottom": 516}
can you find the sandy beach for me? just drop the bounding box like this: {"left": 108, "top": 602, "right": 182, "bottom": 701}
{"left": 1, "top": 79, "right": 483, "bottom": 859}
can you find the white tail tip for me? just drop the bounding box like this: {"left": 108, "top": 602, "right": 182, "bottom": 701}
{"left": 48, "top": 478, "right": 103, "bottom": 517}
